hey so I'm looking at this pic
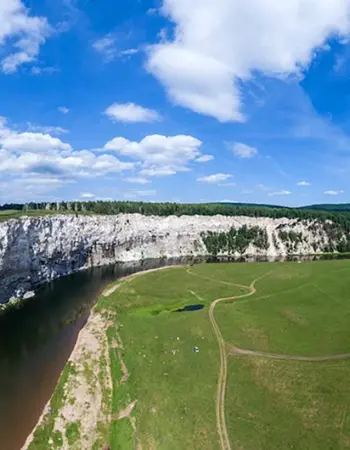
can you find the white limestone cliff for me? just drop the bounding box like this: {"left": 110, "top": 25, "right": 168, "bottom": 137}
{"left": 0, "top": 214, "right": 331, "bottom": 304}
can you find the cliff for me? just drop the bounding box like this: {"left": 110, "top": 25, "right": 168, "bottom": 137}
{"left": 0, "top": 214, "right": 334, "bottom": 304}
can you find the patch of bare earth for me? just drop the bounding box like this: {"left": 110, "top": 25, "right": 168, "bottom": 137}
{"left": 117, "top": 401, "right": 142, "bottom": 450}
{"left": 118, "top": 401, "right": 137, "bottom": 420}
{"left": 281, "top": 309, "right": 308, "bottom": 326}
{"left": 58, "top": 313, "right": 112, "bottom": 448}
{"left": 102, "top": 283, "right": 122, "bottom": 297}
{"left": 23, "top": 312, "right": 112, "bottom": 449}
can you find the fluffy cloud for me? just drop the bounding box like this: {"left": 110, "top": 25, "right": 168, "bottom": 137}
{"left": 197, "top": 173, "right": 232, "bottom": 184}
{"left": 0, "top": 118, "right": 135, "bottom": 184}
{"left": 0, "top": 149, "right": 134, "bottom": 177}
{"left": 268, "top": 190, "right": 292, "bottom": 196}
{"left": 0, "top": 0, "right": 51, "bottom": 73}
{"left": 148, "top": 0, "right": 350, "bottom": 121}
{"left": 196, "top": 154, "right": 214, "bottom": 163}
{"left": 104, "top": 134, "right": 203, "bottom": 176}
{"left": 297, "top": 180, "right": 311, "bottom": 186}
{"left": 1, "top": 132, "right": 72, "bottom": 153}
{"left": 105, "top": 103, "right": 161, "bottom": 123}
{"left": 230, "top": 142, "right": 257, "bottom": 159}
{"left": 324, "top": 190, "right": 344, "bottom": 195}
{"left": 0, "top": 117, "right": 70, "bottom": 152}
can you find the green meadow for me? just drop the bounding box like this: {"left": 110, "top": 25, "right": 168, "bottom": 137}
{"left": 29, "top": 260, "right": 350, "bottom": 449}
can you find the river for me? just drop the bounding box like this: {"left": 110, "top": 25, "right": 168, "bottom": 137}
{"left": 0, "top": 258, "right": 188, "bottom": 450}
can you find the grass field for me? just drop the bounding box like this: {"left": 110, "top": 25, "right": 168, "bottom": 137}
{"left": 28, "top": 260, "right": 350, "bottom": 449}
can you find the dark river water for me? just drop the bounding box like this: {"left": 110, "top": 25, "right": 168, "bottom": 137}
{"left": 0, "top": 253, "right": 348, "bottom": 449}
{"left": 0, "top": 258, "right": 188, "bottom": 450}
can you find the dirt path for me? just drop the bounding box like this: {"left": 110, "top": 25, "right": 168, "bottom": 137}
{"left": 187, "top": 267, "right": 350, "bottom": 450}
{"left": 187, "top": 268, "right": 268, "bottom": 450}
{"left": 102, "top": 265, "right": 182, "bottom": 297}
{"left": 227, "top": 343, "right": 350, "bottom": 362}
{"left": 186, "top": 268, "right": 249, "bottom": 290}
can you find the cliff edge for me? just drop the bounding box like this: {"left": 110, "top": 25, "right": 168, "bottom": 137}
{"left": 0, "top": 213, "right": 334, "bottom": 303}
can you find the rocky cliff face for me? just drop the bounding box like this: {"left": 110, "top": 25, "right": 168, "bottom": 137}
{"left": 0, "top": 214, "right": 332, "bottom": 304}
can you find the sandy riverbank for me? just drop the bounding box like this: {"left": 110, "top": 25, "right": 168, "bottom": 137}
{"left": 23, "top": 264, "right": 183, "bottom": 449}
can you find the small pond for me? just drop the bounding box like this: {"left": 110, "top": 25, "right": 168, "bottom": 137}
{"left": 176, "top": 304, "right": 204, "bottom": 312}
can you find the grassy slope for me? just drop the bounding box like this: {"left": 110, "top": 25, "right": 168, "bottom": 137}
{"left": 97, "top": 268, "right": 243, "bottom": 449}
{"left": 27, "top": 261, "right": 350, "bottom": 449}
{"left": 108, "top": 311, "right": 220, "bottom": 449}
{"left": 227, "top": 357, "right": 350, "bottom": 450}
{"left": 214, "top": 260, "right": 350, "bottom": 355}
{"left": 99, "top": 261, "right": 350, "bottom": 449}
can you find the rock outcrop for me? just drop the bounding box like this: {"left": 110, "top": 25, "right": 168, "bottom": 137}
{"left": 0, "top": 214, "right": 332, "bottom": 304}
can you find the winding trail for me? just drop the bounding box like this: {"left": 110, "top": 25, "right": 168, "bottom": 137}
{"left": 187, "top": 266, "right": 350, "bottom": 450}
{"left": 208, "top": 283, "right": 259, "bottom": 450}
{"left": 226, "top": 343, "right": 350, "bottom": 362}
{"left": 187, "top": 268, "right": 268, "bottom": 450}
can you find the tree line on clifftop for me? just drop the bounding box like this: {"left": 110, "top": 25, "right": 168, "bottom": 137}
{"left": 1, "top": 201, "right": 350, "bottom": 231}
{"left": 2, "top": 201, "right": 350, "bottom": 253}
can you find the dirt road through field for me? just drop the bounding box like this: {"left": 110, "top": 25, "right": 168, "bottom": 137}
{"left": 227, "top": 344, "right": 350, "bottom": 361}
{"left": 187, "top": 268, "right": 268, "bottom": 450}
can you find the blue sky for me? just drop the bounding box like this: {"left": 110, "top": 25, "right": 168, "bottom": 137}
{"left": 1, "top": 0, "right": 350, "bottom": 206}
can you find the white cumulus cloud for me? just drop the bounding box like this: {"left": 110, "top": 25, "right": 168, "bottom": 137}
{"left": 0, "top": 0, "right": 52, "bottom": 73}
{"left": 197, "top": 173, "right": 232, "bottom": 184}
{"left": 196, "top": 154, "right": 214, "bottom": 163}
{"left": 105, "top": 103, "right": 161, "bottom": 123}
{"left": 0, "top": 118, "right": 135, "bottom": 184}
{"left": 1, "top": 131, "right": 72, "bottom": 153}
{"left": 148, "top": 0, "right": 350, "bottom": 122}
{"left": 230, "top": 142, "right": 257, "bottom": 159}
{"left": 104, "top": 134, "right": 202, "bottom": 176}
{"left": 297, "top": 180, "right": 311, "bottom": 186}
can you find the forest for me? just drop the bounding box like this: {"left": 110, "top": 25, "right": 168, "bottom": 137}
{"left": 1, "top": 201, "right": 350, "bottom": 232}
{"left": 201, "top": 220, "right": 350, "bottom": 256}
{"left": 201, "top": 225, "right": 269, "bottom": 255}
